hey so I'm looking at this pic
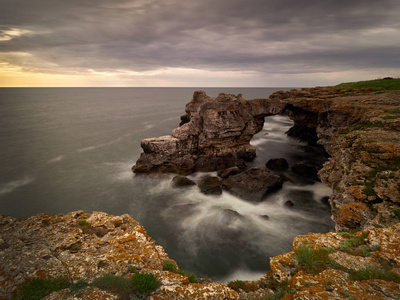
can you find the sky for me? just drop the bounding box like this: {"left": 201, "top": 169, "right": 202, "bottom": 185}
{"left": 1, "top": 0, "right": 400, "bottom": 87}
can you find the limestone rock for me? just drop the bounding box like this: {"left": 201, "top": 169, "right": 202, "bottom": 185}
{"left": 133, "top": 91, "right": 286, "bottom": 175}
{"left": 217, "top": 166, "right": 240, "bottom": 179}
{"left": 0, "top": 211, "right": 239, "bottom": 300}
{"left": 222, "top": 167, "right": 283, "bottom": 201}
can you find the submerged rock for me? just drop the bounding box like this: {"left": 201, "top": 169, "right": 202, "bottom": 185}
{"left": 222, "top": 167, "right": 283, "bottom": 201}
{"left": 291, "top": 163, "right": 319, "bottom": 178}
{"left": 266, "top": 158, "right": 289, "bottom": 171}
{"left": 198, "top": 176, "right": 222, "bottom": 195}
{"left": 171, "top": 175, "right": 196, "bottom": 187}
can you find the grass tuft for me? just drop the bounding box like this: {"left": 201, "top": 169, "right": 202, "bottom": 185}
{"left": 12, "top": 277, "right": 70, "bottom": 300}
{"left": 349, "top": 267, "right": 400, "bottom": 283}
{"left": 294, "top": 246, "right": 333, "bottom": 274}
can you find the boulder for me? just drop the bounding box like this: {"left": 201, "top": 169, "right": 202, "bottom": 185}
{"left": 291, "top": 163, "right": 318, "bottom": 178}
{"left": 266, "top": 158, "right": 289, "bottom": 172}
{"left": 222, "top": 167, "right": 283, "bottom": 202}
{"left": 198, "top": 176, "right": 222, "bottom": 195}
{"left": 171, "top": 175, "right": 196, "bottom": 187}
{"left": 217, "top": 166, "right": 240, "bottom": 179}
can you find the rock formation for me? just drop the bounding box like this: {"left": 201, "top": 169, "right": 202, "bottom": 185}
{"left": 229, "top": 223, "right": 400, "bottom": 299}
{"left": 133, "top": 91, "right": 286, "bottom": 175}
{"left": 133, "top": 87, "right": 399, "bottom": 231}
{"left": 2, "top": 211, "right": 399, "bottom": 300}
{"left": 269, "top": 87, "right": 400, "bottom": 231}
{"left": 0, "top": 211, "right": 237, "bottom": 299}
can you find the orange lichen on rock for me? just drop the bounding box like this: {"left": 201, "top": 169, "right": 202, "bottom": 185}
{"left": 337, "top": 202, "right": 369, "bottom": 229}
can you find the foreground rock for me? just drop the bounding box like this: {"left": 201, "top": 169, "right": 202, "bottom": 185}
{"left": 133, "top": 91, "right": 286, "bottom": 175}
{"left": 229, "top": 223, "right": 400, "bottom": 300}
{"left": 0, "top": 211, "right": 238, "bottom": 300}
{"left": 222, "top": 167, "right": 283, "bottom": 201}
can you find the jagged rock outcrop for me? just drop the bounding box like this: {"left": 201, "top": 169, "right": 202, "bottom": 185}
{"left": 230, "top": 223, "right": 400, "bottom": 300}
{"left": 0, "top": 211, "right": 238, "bottom": 300}
{"left": 133, "top": 91, "right": 286, "bottom": 175}
{"left": 269, "top": 87, "right": 400, "bottom": 231}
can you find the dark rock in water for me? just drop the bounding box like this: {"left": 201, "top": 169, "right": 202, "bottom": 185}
{"left": 284, "top": 200, "right": 294, "bottom": 208}
{"left": 171, "top": 175, "right": 196, "bottom": 187}
{"left": 266, "top": 158, "right": 289, "bottom": 172}
{"left": 217, "top": 166, "right": 240, "bottom": 179}
{"left": 222, "top": 167, "right": 283, "bottom": 202}
{"left": 292, "top": 163, "right": 318, "bottom": 178}
{"left": 198, "top": 176, "right": 222, "bottom": 195}
{"left": 260, "top": 215, "right": 270, "bottom": 220}
{"left": 296, "top": 145, "right": 315, "bottom": 153}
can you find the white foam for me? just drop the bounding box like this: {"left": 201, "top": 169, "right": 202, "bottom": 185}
{"left": 77, "top": 137, "right": 122, "bottom": 152}
{"left": 219, "top": 268, "right": 266, "bottom": 284}
{"left": 48, "top": 155, "right": 64, "bottom": 163}
{"left": 0, "top": 177, "right": 34, "bottom": 196}
{"left": 103, "top": 161, "right": 135, "bottom": 182}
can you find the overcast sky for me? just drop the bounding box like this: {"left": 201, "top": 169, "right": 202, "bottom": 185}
{"left": 1, "top": 0, "right": 400, "bottom": 87}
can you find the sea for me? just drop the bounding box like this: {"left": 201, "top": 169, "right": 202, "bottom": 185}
{"left": 0, "top": 87, "right": 334, "bottom": 282}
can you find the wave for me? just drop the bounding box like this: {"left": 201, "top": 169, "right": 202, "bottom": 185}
{"left": 48, "top": 155, "right": 64, "bottom": 163}
{"left": 77, "top": 137, "right": 122, "bottom": 152}
{"left": 0, "top": 177, "right": 34, "bottom": 196}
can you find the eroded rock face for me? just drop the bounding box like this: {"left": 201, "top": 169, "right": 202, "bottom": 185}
{"left": 231, "top": 223, "right": 400, "bottom": 300}
{"left": 270, "top": 87, "right": 400, "bottom": 231}
{"left": 0, "top": 211, "right": 238, "bottom": 300}
{"left": 133, "top": 91, "right": 286, "bottom": 175}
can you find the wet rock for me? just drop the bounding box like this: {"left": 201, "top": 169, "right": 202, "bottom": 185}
{"left": 266, "top": 158, "right": 289, "bottom": 171}
{"left": 222, "top": 167, "right": 283, "bottom": 201}
{"left": 197, "top": 176, "right": 222, "bottom": 195}
{"left": 217, "top": 166, "right": 240, "bottom": 179}
{"left": 171, "top": 175, "right": 196, "bottom": 187}
{"left": 284, "top": 200, "right": 294, "bottom": 208}
{"left": 291, "top": 163, "right": 318, "bottom": 178}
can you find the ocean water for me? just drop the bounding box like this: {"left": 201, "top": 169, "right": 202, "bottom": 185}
{"left": 0, "top": 87, "right": 334, "bottom": 282}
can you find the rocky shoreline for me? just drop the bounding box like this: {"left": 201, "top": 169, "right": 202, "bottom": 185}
{"left": 1, "top": 85, "right": 399, "bottom": 299}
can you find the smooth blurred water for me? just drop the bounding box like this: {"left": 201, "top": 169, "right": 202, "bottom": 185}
{"left": 0, "top": 87, "right": 334, "bottom": 282}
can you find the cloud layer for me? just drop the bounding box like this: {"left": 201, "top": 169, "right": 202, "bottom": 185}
{"left": 1, "top": 0, "right": 400, "bottom": 86}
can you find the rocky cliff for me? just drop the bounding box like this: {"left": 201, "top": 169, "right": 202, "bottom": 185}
{"left": 0, "top": 211, "right": 237, "bottom": 299}
{"left": 134, "top": 87, "right": 400, "bottom": 231}
{"left": 269, "top": 87, "right": 400, "bottom": 231}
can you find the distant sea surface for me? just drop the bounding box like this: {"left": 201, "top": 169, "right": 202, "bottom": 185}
{"left": 0, "top": 88, "right": 334, "bottom": 282}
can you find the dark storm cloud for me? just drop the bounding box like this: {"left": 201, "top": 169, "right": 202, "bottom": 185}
{"left": 1, "top": 0, "right": 399, "bottom": 76}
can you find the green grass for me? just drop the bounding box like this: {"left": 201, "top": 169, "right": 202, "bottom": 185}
{"left": 162, "top": 259, "right": 178, "bottom": 273}
{"left": 349, "top": 267, "right": 400, "bottom": 283}
{"left": 392, "top": 209, "right": 400, "bottom": 219}
{"left": 336, "top": 78, "right": 400, "bottom": 90}
{"left": 162, "top": 259, "right": 197, "bottom": 283}
{"left": 132, "top": 272, "right": 162, "bottom": 295}
{"left": 92, "top": 274, "right": 135, "bottom": 298}
{"left": 12, "top": 277, "right": 70, "bottom": 300}
{"left": 294, "top": 246, "right": 334, "bottom": 274}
